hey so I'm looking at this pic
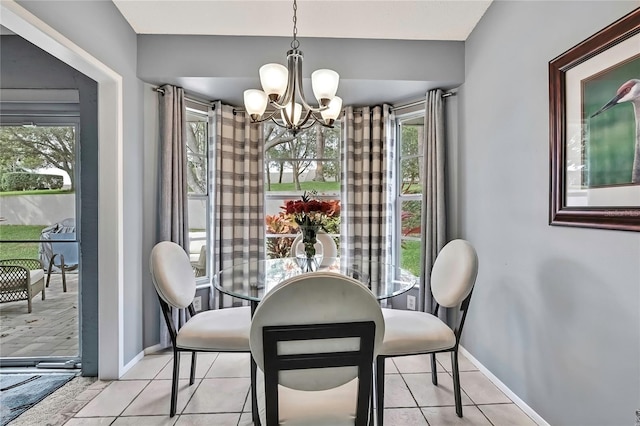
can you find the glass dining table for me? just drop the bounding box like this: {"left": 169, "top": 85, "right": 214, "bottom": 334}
{"left": 211, "top": 256, "right": 417, "bottom": 426}
{"left": 212, "top": 256, "right": 418, "bottom": 305}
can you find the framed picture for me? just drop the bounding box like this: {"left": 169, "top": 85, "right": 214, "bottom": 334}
{"left": 549, "top": 8, "right": 640, "bottom": 232}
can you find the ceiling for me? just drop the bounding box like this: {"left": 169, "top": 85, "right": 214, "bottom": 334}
{"left": 112, "top": 1, "right": 492, "bottom": 105}
{"left": 112, "top": 0, "right": 492, "bottom": 41}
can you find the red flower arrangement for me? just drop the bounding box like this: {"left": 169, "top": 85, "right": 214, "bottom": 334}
{"left": 283, "top": 192, "right": 338, "bottom": 228}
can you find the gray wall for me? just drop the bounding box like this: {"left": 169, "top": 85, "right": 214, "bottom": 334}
{"left": 137, "top": 35, "right": 465, "bottom": 106}
{"left": 0, "top": 35, "right": 99, "bottom": 375}
{"left": 458, "top": 2, "right": 640, "bottom": 424}
{"left": 15, "top": 1, "right": 148, "bottom": 366}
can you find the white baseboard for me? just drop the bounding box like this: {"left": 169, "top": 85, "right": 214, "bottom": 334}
{"left": 120, "top": 350, "right": 145, "bottom": 377}
{"left": 459, "top": 346, "right": 549, "bottom": 426}
{"left": 119, "top": 344, "right": 167, "bottom": 377}
{"left": 144, "top": 343, "right": 166, "bottom": 355}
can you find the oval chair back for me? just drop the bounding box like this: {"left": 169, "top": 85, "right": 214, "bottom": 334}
{"left": 250, "top": 271, "right": 384, "bottom": 425}
{"left": 149, "top": 241, "right": 196, "bottom": 309}
{"left": 431, "top": 239, "right": 479, "bottom": 308}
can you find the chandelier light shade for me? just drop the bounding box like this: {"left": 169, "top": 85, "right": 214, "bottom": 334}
{"left": 244, "top": 89, "right": 268, "bottom": 120}
{"left": 243, "top": 0, "right": 342, "bottom": 133}
{"left": 320, "top": 96, "right": 343, "bottom": 126}
{"left": 259, "top": 64, "right": 288, "bottom": 100}
{"left": 311, "top": 69, "right": 340, "bottom": 106}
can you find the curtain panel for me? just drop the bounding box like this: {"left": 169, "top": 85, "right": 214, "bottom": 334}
{"left": 211, "top": 102, "right": 265, "bottom": 308}
{"left": 157, "top": 84, "right": 190, "bottom": 348}
{"left": 341, "top": 105, "right": 395, "bottom": 285}
{"left": 419, "top": 89, "right": 447, "bottom": 313}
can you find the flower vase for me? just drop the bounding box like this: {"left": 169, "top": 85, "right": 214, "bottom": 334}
{"left": 295, "top": 224, "right": 323, "bottom": 272}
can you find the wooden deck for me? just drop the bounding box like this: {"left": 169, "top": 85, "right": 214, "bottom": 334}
{"left": 0, "top": 272, "right": 78, "bottom": 358}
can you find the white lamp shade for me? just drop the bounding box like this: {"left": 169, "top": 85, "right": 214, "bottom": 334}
{"left": 281, "top": 102, "right": 302, "bottom": 125}
{"left": 321, "top": 96, "right": 342, "bottom": 121}
{"left": 259, "top": 63, "right": 288, "bottom": 97}
{"left": 244, "top": 89, "right": 268, "bottom": 117}
{"left": 311, "top": 69, "right": 339, "bottom": 102}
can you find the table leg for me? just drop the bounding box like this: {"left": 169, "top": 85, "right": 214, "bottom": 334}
{"left": 250, "top": 300, "right": 261, "bottom": 425}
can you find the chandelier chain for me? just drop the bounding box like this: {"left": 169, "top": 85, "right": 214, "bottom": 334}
{"left": 291, "top": 0, "right": 299, "bottom": 49}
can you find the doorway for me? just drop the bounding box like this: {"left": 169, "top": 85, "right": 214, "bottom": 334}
{"left": 0, "top": 93, "right": 81, "bottom": 369}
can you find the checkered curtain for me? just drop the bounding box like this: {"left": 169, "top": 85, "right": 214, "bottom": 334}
{"left": 210, "top": 102, "right": 265, "bottom": 308}
{"left": 157, "top": 84, "right": 190, "bottom": 348}
{"left": 341, "top": 105, "right": 395, "bottom": 283}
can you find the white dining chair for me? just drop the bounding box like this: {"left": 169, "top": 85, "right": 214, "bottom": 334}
{"left": 375, "top": 239, "right": 478, "bottom": 424}
{"left": 149, "top": 241, "right": 251, "bottom": 417}
{"left": 250, "top": 271, "right": 384, "bottom": 426}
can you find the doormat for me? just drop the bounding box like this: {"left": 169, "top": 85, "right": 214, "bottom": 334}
{"left": 0, "top": 373, "right": 75, "bottom": 426}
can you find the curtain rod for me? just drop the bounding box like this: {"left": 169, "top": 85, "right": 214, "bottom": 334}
{"left": 389, "top": 91, "right": 456, "bottom": 112}
{"left": 153, "top": 86, "right": 213, "bottom": 108}
{"left": 156, "top": 86, "right": 456, "bottom": 113}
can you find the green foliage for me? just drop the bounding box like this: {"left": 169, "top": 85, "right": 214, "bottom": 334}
{"left": 266, "top": 236, "right": 295, "bottom": 259}
{"left": 0, "top": 125, "right": 76, "bottom": 190}
{"left": 264, "top": 122, "right": 341, "bottom": 190}
{"left": 401, "top": 200, "right": 422, "bottom": 237}
{"left": 1, "top": 172, "right": 63, "bottom": 191}
{"left": 400, "top": 124, "right": 422, "bottom": 194}
{"left": 186, "top": 120, "right": 207, "bottom": 194}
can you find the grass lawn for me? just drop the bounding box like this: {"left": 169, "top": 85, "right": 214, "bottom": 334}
{"left": 0, "top": 189, "right": 73, "bottom": 197}
{"left": 0, "top": 225, "right": 44, "bottom": 260}
{"left": 401, "top": 240, "right": 422, "bottom": 277}
{"left": 266, "top": 181, "right": 340, "bottom": 192}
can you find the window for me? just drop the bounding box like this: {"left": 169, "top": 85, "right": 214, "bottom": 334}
{"left": 185, "top": 100, "right": 209, "bottom": 281}
{"left": 264, "top": 121, "right": 342, "bottom": 258}
{"left": 395, "top": 113, "right": 424, "bottom": 277}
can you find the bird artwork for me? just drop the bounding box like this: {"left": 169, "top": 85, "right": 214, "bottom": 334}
{"left": 591, "top": 78, "right": 640, "bottom": 184}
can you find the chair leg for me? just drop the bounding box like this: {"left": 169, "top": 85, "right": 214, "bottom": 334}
{"left": 190, "top": 352, "right": 197, "bottom": 385}
{"left": 46, "top": 255, "right": 56, "bottom": 288}
{"left": 251, "top": 354, "right": 261, "bottom": 426}
{"left": 170, "top": 350, "right": 180, "bottom": 417}
{"left": 60, "top": 256, "right": 67, "bottom": 292}
{"left": 431, "top": 353, "right": 438, "bottom": 385}
{"left": 451, "top": 350, "right": 463, "bottom": 417}
{"left": 376, "top": 356, "right": 385, "bottom": 426}
{"left": 369, "top": 382, "right": 374, "bottom": 426}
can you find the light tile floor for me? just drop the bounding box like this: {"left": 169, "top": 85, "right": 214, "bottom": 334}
{"left": 55, "top": 351, "right": 539, "bottom": 425}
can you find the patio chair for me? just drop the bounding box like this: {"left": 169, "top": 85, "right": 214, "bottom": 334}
{"left": 45, "top": 232, "right": 78, "bottom": 292}
{"left": 190, "top": 245, "right": 206, "bottom": 277}
{"left": 0, "top": 259, "right": 45, "bottom": 313}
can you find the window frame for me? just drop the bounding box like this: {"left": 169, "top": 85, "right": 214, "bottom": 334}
{"left": 394, "top": 110, "right": 425, "bottom": 277}
{"left": 184, "top": 99, "right": 210, "bottom": 287}
{"left": 263, "top": 122, "right": 343, "bottom": 256}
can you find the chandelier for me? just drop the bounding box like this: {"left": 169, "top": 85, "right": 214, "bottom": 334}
{"left": 243, "top": 0, "right": 342, "bottom": 134}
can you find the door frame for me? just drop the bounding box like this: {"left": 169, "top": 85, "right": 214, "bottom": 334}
{"left": 1, "top": 0, "right": 124, "bottom": 379}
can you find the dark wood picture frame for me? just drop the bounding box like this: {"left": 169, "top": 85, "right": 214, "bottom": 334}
{"left": 549, "top": 8, "right": 640, "bottom": 232}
